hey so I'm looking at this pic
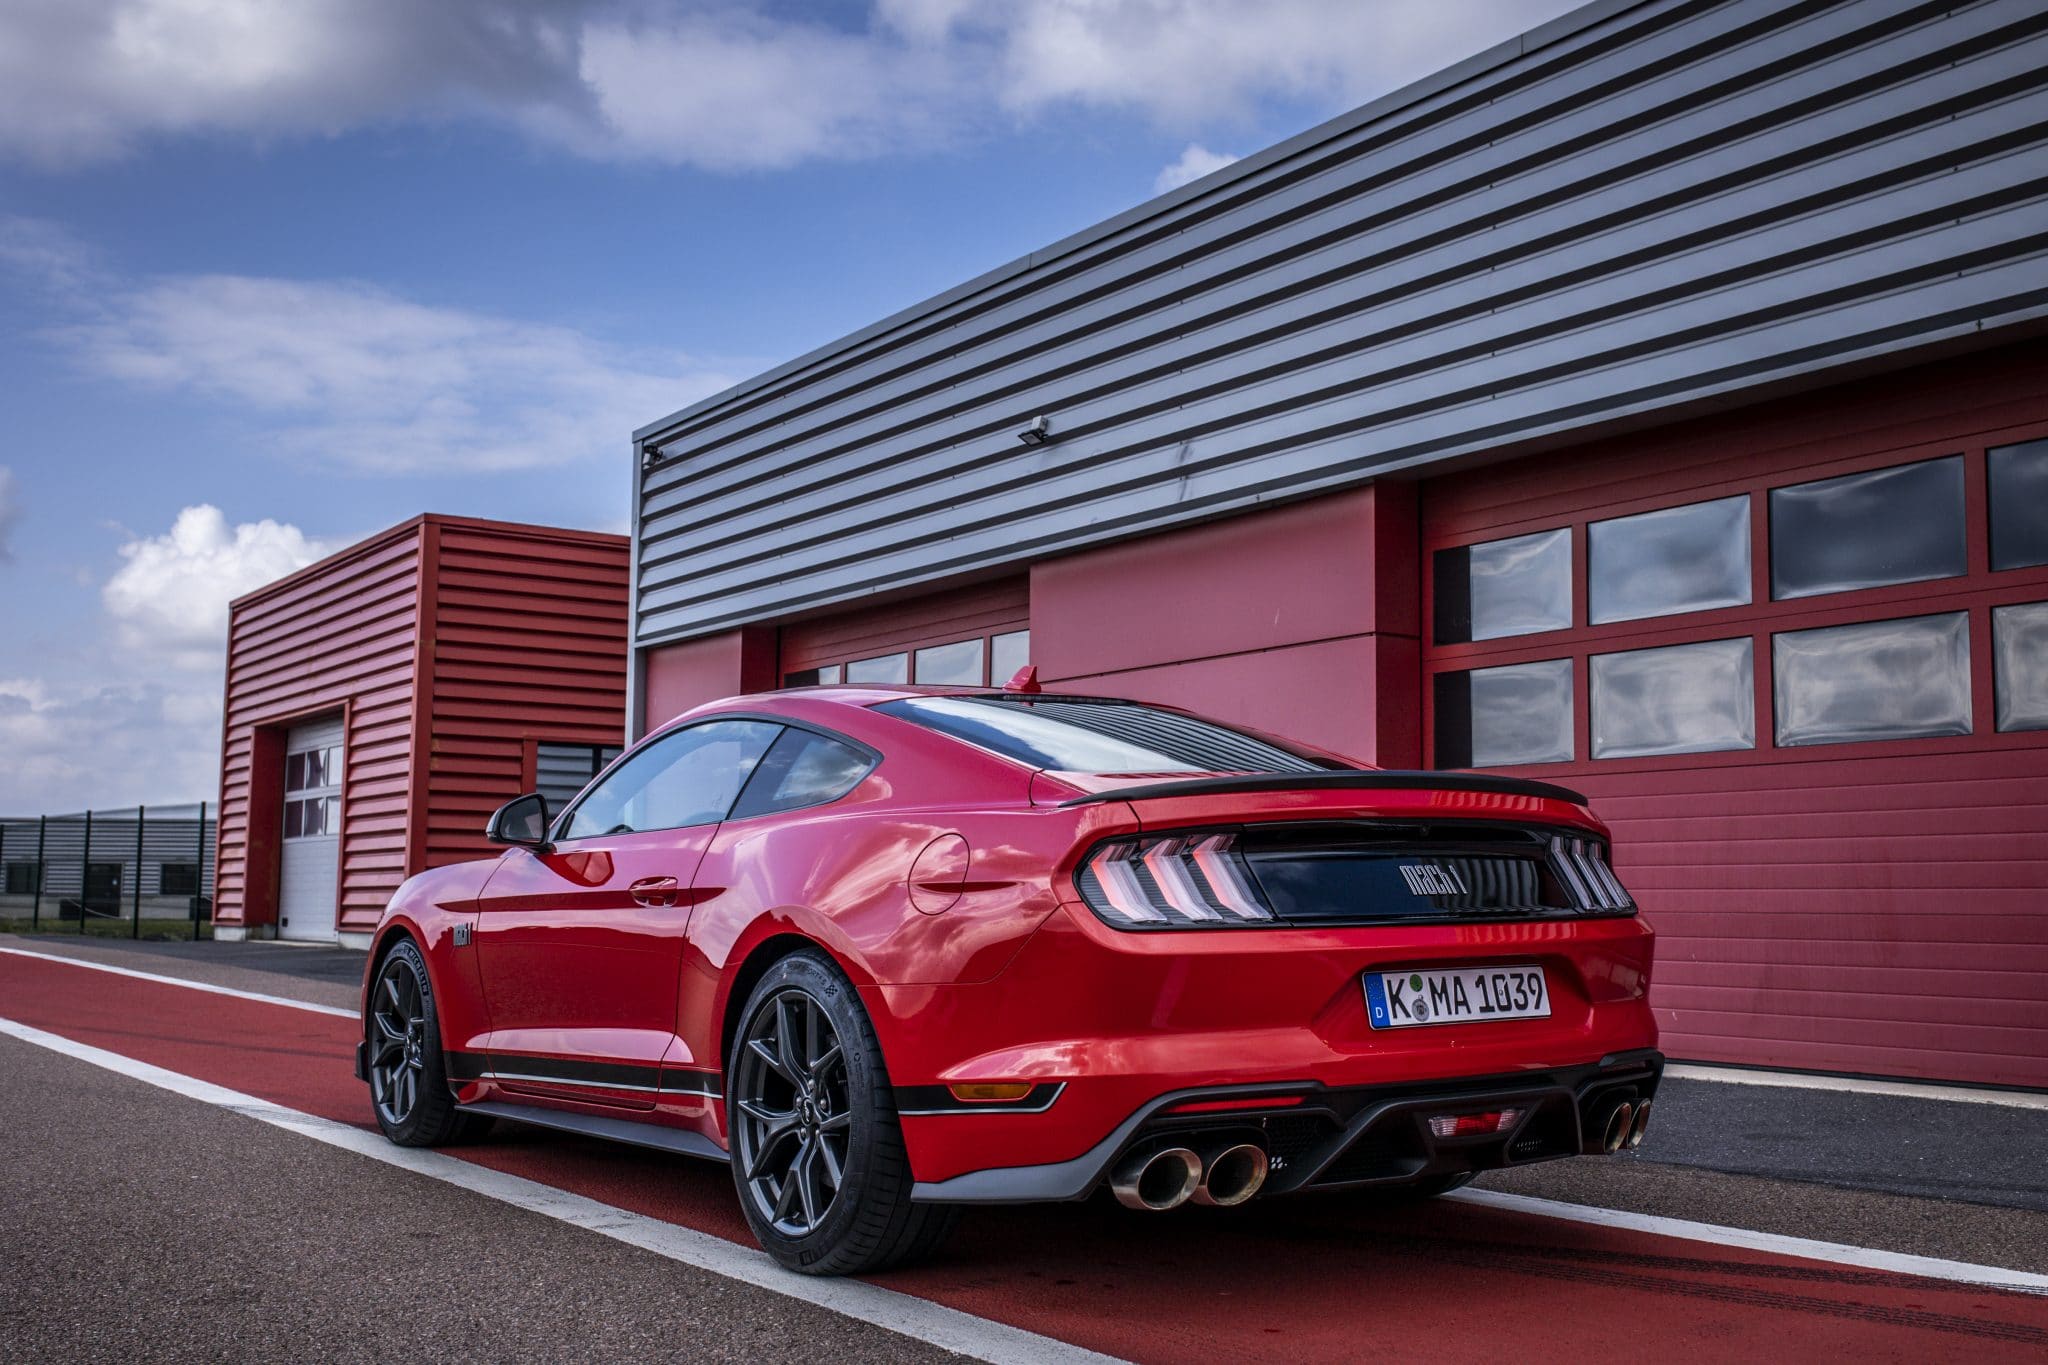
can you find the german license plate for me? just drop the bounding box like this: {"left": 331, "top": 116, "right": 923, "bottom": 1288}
{"left": 1365, "top": 965, "right": 1549, "bottom": 1029}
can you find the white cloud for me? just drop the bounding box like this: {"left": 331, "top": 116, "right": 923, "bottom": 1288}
{"left": 0, "top": 675, "right": 222, "bottom": 811}
{"left": 101, "top": 505, "right": 332, "bottom": 670}
{"left": 0, "top": 1, "right": 1579, "bottom": 171}
{"left": 0, "top": 0, "right": 588, "bottom": 166}
{"left": 1154, "top": 142, "right": 1239, "bottom": 194}
{"left": 0, "top": 467, "right": 20, "bottom": 562}
{"left": 57, "top": 273, "right": 739, "bottom": 474}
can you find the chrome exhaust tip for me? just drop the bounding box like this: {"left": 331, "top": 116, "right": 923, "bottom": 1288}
{"left": 1625, "top": 1098, "right": 1652, "bottom": 1150}
{"left": 1601, "top": 1101, "right": 1635, "bottom": 1155}
{"left": 1110, "top": 1146, "right": 1203, "bottom": 1211}
{"left": 1190, "top": 1142, "right": 1269, "bottom": 1207}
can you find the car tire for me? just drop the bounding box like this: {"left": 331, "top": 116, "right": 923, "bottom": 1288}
{"left": 727, "top": 948, "right": 958, "bottom": 1276}
{"left": 366, "top": 939, "right": 489, "bottom": 1147}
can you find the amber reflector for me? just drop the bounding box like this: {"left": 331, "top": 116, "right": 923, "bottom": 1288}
{"left": 948, "top": 1083, "right": 1035, "bottom": 1102}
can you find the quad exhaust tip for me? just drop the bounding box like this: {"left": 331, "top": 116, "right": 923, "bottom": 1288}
{"left": 1111, "top": 1146, "right": 1203, "bottom": 1211}
{"left": 1600, "top": 1100, "right": 1635, "bottom": 1155}
{"left": 1191, "top": 1142, "right": 1270, "bottom": 1207}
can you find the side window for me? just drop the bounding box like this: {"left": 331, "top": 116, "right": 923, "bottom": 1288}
{"left": 561, "top": 720, "right": 780, "bottom": 839}
{"left": 730, "top": 728, "right": 876, "bottom": 820}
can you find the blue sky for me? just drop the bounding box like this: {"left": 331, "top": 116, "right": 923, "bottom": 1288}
{"left": 0, "top": 0, "right": 1570, "bottom": 812}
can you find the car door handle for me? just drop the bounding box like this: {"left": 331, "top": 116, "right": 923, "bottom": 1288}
{"left": 629, "top": 876, "right": 682, "bottom": 907}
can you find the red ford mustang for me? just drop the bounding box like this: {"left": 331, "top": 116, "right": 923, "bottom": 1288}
{"left": 358, "top": 682, "right": 1660, "bottom": 1274}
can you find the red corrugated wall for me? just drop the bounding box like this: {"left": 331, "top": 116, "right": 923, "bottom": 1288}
{"left": 217, "top": 523, "right": 425, "bottom": 934}
{"left": 1419, "top": 342, "right": 2048, "bottom": 1087}
{"left": 218, "top": 516, "right": 628, "bottom": 940}
{"left": 414, "top": 521, "right": 629, "bottom": 880}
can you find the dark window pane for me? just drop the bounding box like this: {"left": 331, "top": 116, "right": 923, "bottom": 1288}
{"left": 845, "top": 653, "right": 908, "bottom": 684}
{"left": 1989, "top": 438, "right": 2048, "bottom": 571}
{"left": 284, "top": 753, "right": 306, "bottom": 792}
{"left": 731, "top": 729, "right": 876, "bottom": 818}
{"left": 879, "top": 696, "right": 1342, "bottom": 775}
{"left": 159, "top": 863, "right": 199, "bottom": 896}
{"left": 783, "top": 665, "right": 842, "bottom": 686}
{"left": 990, "top": 630, "right": 1030, "bottom": 684}
{"left": 1590, "top": 496, "right": 1750, "bottom": 624}
{"left": 1433, "top": 528, "right": 1572, "bottom": 643}
{"left": 1591, "top": 638, "right": 1754, "bottom": 759}
{"left": 563, "top": 720, "right": 781, "bottom": 838}
{"left": 283, "top": 800, "right": 304, "bottom": 838}
{"left": 1770, "top": 457, "right": 1965, "bottom": 600}
{"left": 915, "top": 639, "right": 984, "bottom": 685}
{"left": 1434, "top": 659, "right": 1574, "bottom": 768}
{"left": 1994, "top": 600, "right": 2048, "bottom": 732}
{"left": 5, "top": 862, "right": 39, "bottom": 894}
{"left": 1773, "top": 612, "right": 1971, "bottom": 746}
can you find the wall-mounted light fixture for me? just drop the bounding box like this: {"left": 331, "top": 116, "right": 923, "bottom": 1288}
{"left": 641, "top": 441, "right": 667, "bottom": 468}
{"left": 1016, "top": 414, "right": 1053, "bottom": 447}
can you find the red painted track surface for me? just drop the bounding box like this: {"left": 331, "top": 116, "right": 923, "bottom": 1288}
{"left": 6, "top": 950, "right": 2046, "bottom": 1363}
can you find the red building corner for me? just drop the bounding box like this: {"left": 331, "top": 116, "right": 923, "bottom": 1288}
{"left": 214, "top": 514, "right": 627, "bottom": 947}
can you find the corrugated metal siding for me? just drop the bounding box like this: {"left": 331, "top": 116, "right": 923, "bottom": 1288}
{"left": 1419, "top": 343, "right": 2048, "bottom": 1087}
{"left": 0, "top": 810, "right": 215, "bottom": 902}
{"left": 633, "top": 0, "right": 2048, "bottom": 647}
{"left": 419, "top": 523, "right": 629, "bottom": 872}
{"left": 218, "top": 526, "right": 423, "bottom": 933}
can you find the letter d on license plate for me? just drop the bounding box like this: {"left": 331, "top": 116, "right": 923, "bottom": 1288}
{"left": 1365, "top": 965, "right": 1549, "bottom": 1029}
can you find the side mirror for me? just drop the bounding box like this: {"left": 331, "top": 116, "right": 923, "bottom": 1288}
{"left": 486, "top": 793, "right": 551, "bottom": 849}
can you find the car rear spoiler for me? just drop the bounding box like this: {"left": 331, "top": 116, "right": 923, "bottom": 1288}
{"left": 1054, "top": 770, "right": 1588, "bottom": 808}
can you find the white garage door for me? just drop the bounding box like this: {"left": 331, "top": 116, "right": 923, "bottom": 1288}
{"left": 279, "top": 716, "right": 343, "bottom": 943}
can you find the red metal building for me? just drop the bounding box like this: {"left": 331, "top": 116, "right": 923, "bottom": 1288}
{"left": 639, "top": 343, "right": 2048, "bottom": 1091}
{"left": 215, "top": 515, "right": 627, "bottom": 947}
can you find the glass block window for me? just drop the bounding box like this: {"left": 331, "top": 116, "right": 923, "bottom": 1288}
{"left": 844, "top": 653, "right": 909, "bottom": 685}
{"left": 1770, "top": 456, "right": 1965, "bottom": 600}
{"left": 1994, "top": 600, "right": 2048, "bottom": 733}
{"left": 1989, "top": 439, "right": 2048, "bottom": 572}
{"left": 1773, "top": 612, "right": 1971, "bottom": 747}
{"left": 914, "top": 638, "right": 984, "bottom": 685}
{"left": 1434, "top": 659, "right": 1574, "bottom": 768}
{"left": 1591, "top": 638, "right": 1755, "bottom": 759}
{"left": 1589, "top": 496, "right": 1750, "bottom": 624}
{"left": 990, "top": 629, "right": 1030, "bottom": 684}
{"left": 1434, "top": 528, "right": 1572, "bottom": 643}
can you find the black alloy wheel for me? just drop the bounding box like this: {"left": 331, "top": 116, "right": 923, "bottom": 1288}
{"left": 365, "top": 939, "right": 489, "bottom": 1147}
{"left": 727, "top": 950, "right": 957, "bottom": 1275}
{"left": 733, "top": 987, "right": 852, "bottom": 1238}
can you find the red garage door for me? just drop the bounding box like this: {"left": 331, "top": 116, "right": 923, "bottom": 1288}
{"left": 1418, "top": 345, "right": 2048, "bottom": 1089}
{"left": 779, "top": 578, "right": 1030, "bottom": 690}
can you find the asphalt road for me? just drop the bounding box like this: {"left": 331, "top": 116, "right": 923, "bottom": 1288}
{"left": 0, "top": 1035, "right": 958, "bottom": 1364}
{"left": 5, "top": 933, "right": 2047, "bottom": 1362}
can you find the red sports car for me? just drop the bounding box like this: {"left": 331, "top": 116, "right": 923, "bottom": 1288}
{"left": 358, "top": 682, "right": 1660, "bottom": 1274}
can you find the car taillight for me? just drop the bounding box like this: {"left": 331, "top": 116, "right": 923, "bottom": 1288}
{"left": 1548, "top": 836, "right": 1632, "bottom": 911}
{"left": 1076, "top": 833, "right": 1274, "bottom": 928}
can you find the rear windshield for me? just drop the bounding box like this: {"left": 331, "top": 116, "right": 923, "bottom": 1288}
{"left": 874, "top": 695, "right": 1351, "bottom": 775}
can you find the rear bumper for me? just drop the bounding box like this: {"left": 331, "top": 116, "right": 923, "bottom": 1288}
{"left": 911, "top": 1049, "right": 1663, "bottom": 1203}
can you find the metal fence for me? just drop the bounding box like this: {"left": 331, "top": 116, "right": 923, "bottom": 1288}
{"left": 0, "top": 803, "right": 215, "bottom": 940}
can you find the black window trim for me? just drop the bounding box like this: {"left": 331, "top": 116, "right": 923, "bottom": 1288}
{"left": 550, "top": 713, "right": 881, "bottom": 840}
{"left": 726, "top": 721, "right": 883, "bottom": 823}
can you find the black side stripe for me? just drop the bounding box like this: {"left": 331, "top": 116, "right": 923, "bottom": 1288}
{"left": 445, "top": 1051, "right": 722, "bottom": 1098}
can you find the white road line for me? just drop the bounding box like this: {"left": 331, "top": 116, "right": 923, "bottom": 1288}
{"left": 1446, "top": 1188, "right": 2048, "bottom": 1296}
{"left": 0, "top": 945, "right": 357, "bottom": 1019}
{"left": 0, "top": 1015, "right": 1123, "bottom": 1365}
{"left": 1664, "top": 1063, "right": 2048, "bottom": 1111}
